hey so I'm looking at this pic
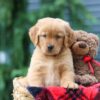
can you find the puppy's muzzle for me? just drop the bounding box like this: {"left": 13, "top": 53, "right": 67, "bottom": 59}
{"left": 48, "top": 44, "right": 54, "bottom": 52}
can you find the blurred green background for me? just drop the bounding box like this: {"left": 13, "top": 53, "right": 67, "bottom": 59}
{"left": 0, "top": 0, "right": 100, "bottom": 99}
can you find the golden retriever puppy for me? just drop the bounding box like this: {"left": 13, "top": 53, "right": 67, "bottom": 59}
{"left": 26, "top": 17, "right": 78, "bottom": 88}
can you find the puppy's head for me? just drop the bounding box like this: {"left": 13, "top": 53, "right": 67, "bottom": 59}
{"left": 29, "top": 18, "right": 75, "bottom": 56}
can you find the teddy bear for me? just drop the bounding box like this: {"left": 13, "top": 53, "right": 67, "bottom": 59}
{"left": 71, "top": 30, "right": 100, "bottom": 86}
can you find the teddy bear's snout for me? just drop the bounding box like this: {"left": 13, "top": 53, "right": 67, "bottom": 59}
{"left": 79, "top": 43, "right": 87, "bottom": 48}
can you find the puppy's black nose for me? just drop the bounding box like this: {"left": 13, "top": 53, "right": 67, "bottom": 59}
{"left": 48, "top": 45, "right": 54, "bottom": 51}
{"left": 79, "top": 43, "right": 87, "bottom": 48}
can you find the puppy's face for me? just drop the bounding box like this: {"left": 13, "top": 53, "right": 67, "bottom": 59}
{"left": 38, "top": 25, "right": 65, "bottom": 56}
{"left": 29, "top": 18, "right": 75, "bottom": 56}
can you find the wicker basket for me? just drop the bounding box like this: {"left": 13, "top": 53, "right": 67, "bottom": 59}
{"left": 12, "top": 77, "right": 34, "bottom": 100}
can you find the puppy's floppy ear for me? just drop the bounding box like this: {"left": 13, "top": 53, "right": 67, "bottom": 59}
{"left": 68, "top": 29, "right": 76, "bottom": 47}
{"left": 29, "top": 25, "right": 39, "bottom": 46}
{"left": 64, "top": 22, "right": 76, "bottom": 47}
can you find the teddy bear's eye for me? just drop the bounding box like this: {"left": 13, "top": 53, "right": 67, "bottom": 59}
{"left": 77, "top": 38, "right": 80, "bottom": 41}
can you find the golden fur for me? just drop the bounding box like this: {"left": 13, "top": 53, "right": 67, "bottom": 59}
{"left": 26, "top": 18, "right": 78, "bottom": 88}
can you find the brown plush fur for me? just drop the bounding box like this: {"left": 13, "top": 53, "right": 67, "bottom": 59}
{"left": 71, "top": 30, "right": 100, "bottom": 86}
{"left": 26, "top": 18, "right": 78, "bottom": 88}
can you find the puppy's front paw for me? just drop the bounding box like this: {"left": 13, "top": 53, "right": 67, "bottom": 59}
{"left": 61, "top": 82, "right": 78, "bottom": 89}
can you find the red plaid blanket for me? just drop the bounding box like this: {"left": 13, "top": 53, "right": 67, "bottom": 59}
{"left": 27, "top": 83, "right": 100, "bottom": 100}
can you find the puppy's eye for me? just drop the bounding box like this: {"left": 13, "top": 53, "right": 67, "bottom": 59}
{"left": 55, "top": 35, "right": 62, "bottom": 39}
{"left": 41, "top": 34, "right": 47, "bottom": 38}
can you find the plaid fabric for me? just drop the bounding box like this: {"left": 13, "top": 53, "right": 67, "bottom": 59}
{"left": 27, "top": 83, "right": 100, "bottom": 100}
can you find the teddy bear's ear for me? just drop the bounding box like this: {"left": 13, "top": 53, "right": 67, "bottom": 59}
{"left": 89, "top": 33, "right": 99, "bottom": 46}
{"left": 74, "top": 30, "right": 88, "bottom": 40}
{"left": 29, "top": 25, "right": 39, "bottom": 46}
{"left": 88, "top": 33, "right": 99, "bottom": 57}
